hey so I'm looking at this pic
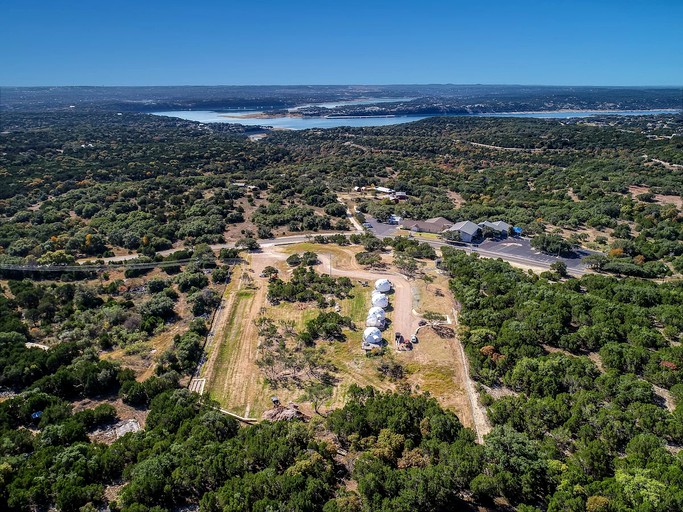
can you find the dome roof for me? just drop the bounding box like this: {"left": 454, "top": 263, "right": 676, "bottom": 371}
{"left": 368, "top": 306, "right": 385, "bottom": 319}
{"left": 375, "top": 279, "right": 392, "bottom": 292}
{"left": 366, "top": 315, "right": 385, "bottom": 328}
{"left": 371, "top": 293, "right": 389, "bottom": 308}
{"left": 363, "top": 327, "right": 382, "bottom": 345}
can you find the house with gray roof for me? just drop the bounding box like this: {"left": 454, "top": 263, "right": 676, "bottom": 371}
{"left": 446, "top": 221, "right": 482, "bottom": 243}
{"left": 479, "top": 220, "right": 512, "bottom": 237}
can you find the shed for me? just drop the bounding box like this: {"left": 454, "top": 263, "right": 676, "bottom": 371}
{"left": 375, "top": 186, "right": 395, "bottom": 194}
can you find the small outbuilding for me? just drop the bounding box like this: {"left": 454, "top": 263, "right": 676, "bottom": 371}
{"left": 375, "top": 279, "right": 392, "bottom": 293}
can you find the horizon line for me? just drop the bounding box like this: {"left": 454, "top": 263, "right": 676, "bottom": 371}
{"left": 2, "top": 83, "right": 683, "bottom": 89}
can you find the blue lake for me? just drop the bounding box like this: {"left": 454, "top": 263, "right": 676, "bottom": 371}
{"left": 153, "top": 108, "right": 679, "bottom": 130}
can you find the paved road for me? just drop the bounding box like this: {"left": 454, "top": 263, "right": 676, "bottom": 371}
{"left": 66, "top": 229, "right": 594, "bottom": 277}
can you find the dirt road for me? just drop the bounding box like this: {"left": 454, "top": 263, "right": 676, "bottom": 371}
{"left": 202, "top": 250, "right": 290, "bottom": 417}
{"left": 316, "top": 253, "right": 418, "bottom": 339}
{"left": 451, "top": 308, "right": 491, "bottom": 443}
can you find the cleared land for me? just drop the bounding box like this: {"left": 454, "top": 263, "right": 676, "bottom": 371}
{"left": 202, "top": 243, "right": 485, "bottom": 434}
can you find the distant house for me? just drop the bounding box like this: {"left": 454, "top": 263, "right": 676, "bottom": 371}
{"left": 375, "top": 186, "right": 395, "bottom": 194}
{"left": 402, "top": 216, "right": 453, "bottom": 234}
{"left": 479, "top": 220, "right": 512, "bottom": 237}
{"left": 446, "top": 221, "right": 482, "bottom": 243}
{"left": 394, "top": 191, "right": 408, "bottom": 200}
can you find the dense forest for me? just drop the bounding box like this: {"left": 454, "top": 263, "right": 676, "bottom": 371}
{"left": 3, "top": 249, "right": 683, "bottom": 510}
{"left": 2, "top": 110, "right": 682, "bottom": 277}
{"left": 1, "top": 104, "right": 682, "bottom": 510}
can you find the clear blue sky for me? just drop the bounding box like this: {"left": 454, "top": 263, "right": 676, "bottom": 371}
{"left": 2, "top": 0, "right": 682, "bottom": 86}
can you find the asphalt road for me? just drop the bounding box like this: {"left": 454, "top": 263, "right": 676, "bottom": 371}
{"left": 65, "top": 223, "right": 594, "bottom": 276}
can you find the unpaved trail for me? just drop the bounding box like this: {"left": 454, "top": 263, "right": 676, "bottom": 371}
{"left": 458, "top": 140, "right": 547, "bottom": 153}
{"left": 643, "top": 154, "right": 683, "bottom": 171}
{"left": 451, "top": 307, "right": 491, "bottom": 443}
{"left": 587, "top": 350, "right": 675, "bottom": 412}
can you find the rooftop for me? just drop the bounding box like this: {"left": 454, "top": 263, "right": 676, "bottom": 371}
{"left": 448, "top": 220, "right": 482, "bottom": 236}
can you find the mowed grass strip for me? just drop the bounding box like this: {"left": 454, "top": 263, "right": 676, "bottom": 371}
{"left": 205, "top": 288, "right": 255, "bottom": 408}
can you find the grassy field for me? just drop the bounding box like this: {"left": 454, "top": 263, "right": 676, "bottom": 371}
{"left": 280, "top": 242, "right": 364, "bottom": 271}
{"left": 394, "top": 229, "right": 442, "bottom": 241}
{"left": 202, "top": 244, "right": 473, "bottom": 426}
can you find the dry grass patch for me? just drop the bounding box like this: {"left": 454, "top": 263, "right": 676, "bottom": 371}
{"left": 279, "top": 243, "right": 364, "bottom": 271}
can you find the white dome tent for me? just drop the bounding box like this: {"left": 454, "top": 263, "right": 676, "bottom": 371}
{"left": 362, "top": 327, "right": 383, "bottom": 349}
{"left": 368, "top": 306, "right": 386, "bottom": 320}
{"left": 366, "top": 314, "right": 384, "bottom": 328}
{"left": 366, "top": 306, "right": 386, "bottom": 328}
{"left": 375, "top": 279, "right": 392, "bottom": 293}
{"left": 371, "top": 293, "right": 389, "bottom": 309}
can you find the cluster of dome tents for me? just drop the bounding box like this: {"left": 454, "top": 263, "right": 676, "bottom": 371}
{"left": 362, "top": 279, "right": 391, "bottom": 350}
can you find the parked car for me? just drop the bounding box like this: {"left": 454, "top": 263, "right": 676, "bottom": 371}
{"left": 410, "top": 334, "right": 418, "bottom": 344}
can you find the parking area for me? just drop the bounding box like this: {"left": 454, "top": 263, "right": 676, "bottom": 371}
{"left": 364, "top": 217, "right": 596, "bottom": 273}
{"left": 364, "top": 216, "right": 400, "bottom": 237}
{"left": 475, "top": 237, "right": 592, "bottom": 271}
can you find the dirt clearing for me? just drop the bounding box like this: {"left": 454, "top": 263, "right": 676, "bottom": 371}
{"left": 203, "top": 243, "right": 481, "bottom": 433}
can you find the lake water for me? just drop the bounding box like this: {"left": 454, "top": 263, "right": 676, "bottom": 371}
{"left": 153, "top": 108, "right": 679, "bottom": 130}
{"left": 289, "top": 97, "right": 417, "bottom": 111}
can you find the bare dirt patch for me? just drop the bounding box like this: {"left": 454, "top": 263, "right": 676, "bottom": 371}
{"left": 447, "top": 190, "right": 466, "bottom": 208}
{"left": 628, "top": 185, "right": 682, "bottom": 211}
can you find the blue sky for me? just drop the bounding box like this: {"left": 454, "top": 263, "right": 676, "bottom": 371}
{"left": 2, "top": 0, "right": 682, "bottom": 86}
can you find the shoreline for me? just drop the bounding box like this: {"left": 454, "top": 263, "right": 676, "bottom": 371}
{"left": 218, "top": 108, "right": 678, "bottom": 121}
